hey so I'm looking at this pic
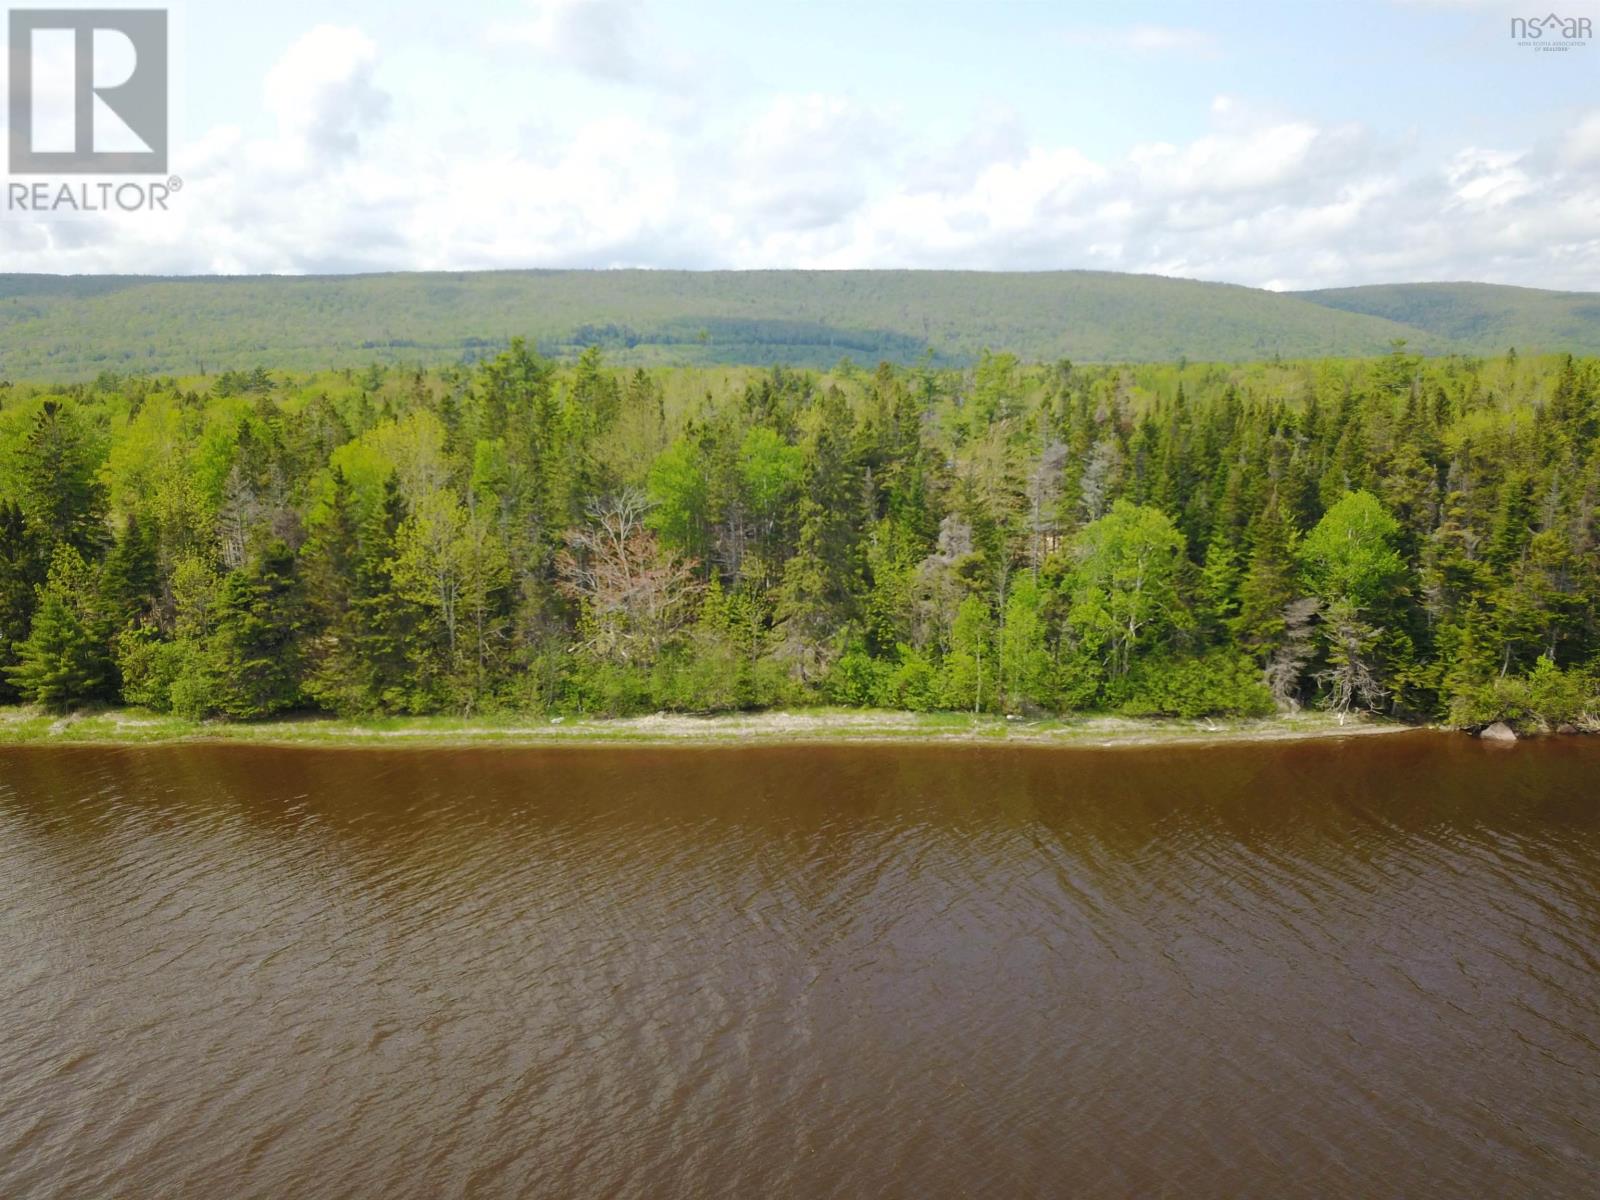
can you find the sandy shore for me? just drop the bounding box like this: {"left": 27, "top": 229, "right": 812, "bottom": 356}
{"left": 0, "top": 706, "right": 1424, "bottom": 750}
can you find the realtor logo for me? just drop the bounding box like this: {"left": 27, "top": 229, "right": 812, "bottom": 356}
{"left": 7, "top": 8, "right": 167, "bottom": 173}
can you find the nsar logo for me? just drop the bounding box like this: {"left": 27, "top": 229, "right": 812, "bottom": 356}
{"left": 1509, "top": 12, "right": 1592, "bottom": 51}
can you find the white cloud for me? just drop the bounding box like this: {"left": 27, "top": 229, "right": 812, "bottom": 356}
{"left": 904, "top": 105, "right": 1028, "bottom": 194}
{"left": 1563, "top": 111, "right": 1600, "bottom": 168}
{"left": 1445, "top": 148, "right": 1534, "bottom": 208}
{"left": 494, "top": 0, "right": 636, "bottom": 77}
{"left": 262, "top": 26, "right": 391, "bottom": 168}
{"left": 1130, "top": 123, "right": 1322, "bottom": 195}
{"left": 490, "top": 0, "right": 699, "bottom": 92}
{"left": 5, "top": 27, "right": 1600, "bottom": 292}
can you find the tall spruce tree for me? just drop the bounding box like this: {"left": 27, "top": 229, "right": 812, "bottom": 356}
{"left": 7, "top": 546, "right": 115, "bottom": 711}
{"left": 0, "top": 501, "right": 42, "bottom": 702}
{"left": 210, "top": 540, "right": 304, "bottom": 719}
{"left": 17, "top": 400, "right": 105, "bottom": 556}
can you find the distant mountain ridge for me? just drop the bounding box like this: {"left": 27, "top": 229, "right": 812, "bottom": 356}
{"left": 0, "top": 269, "right": 1594, "bottom": 380}
{"left": 1288, "top": 282, "right": 1600, "bottom": 355}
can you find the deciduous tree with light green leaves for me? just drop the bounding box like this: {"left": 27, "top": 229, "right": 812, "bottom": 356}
{"left": 391, "top": 489, "right": 511, "bottom": 708}
{"left": 1298, "top": 490, "right": 1407, "bottom": 611}
{"left": 1298, "top": 491, "right": 1410, "bottom": 714}
{"left": 1066, "top": 500, "right": 1189, "bottom": 680}
{"left": 998, "top": 576, "right": 1050, "bottom": 713}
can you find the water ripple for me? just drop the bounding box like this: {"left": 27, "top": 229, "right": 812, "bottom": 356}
{"left": 2, "top": 736, "right": 1600, "bottom": 1197}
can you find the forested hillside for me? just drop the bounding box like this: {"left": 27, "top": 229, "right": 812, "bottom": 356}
{"left": 1, "top": 347, "right": 1597, "bottom": 730}
{"left": 0, "top": 269, "right": 1521, "bottom": 379}
{"left": 1294, "top": 283, "right": 1600, "bottom": 358}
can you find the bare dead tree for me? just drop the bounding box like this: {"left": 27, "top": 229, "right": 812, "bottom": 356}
{"left": 1315, "top": 600, "right": 1387, "bottom": 715}
{"left": 1027, "top": 439, "right": 1069, "bottom": 573}
{"left": 557, "top": 488, "right": 702, "bottom": 664}
{"left": 1265, "top": 596, "right": 1320, "bottom": 710}
{"left": 910, "top": 515, "right": 975, "bottom": 652}
{"left": 1079, "top": 436, "right": 1121, "bottom": 522}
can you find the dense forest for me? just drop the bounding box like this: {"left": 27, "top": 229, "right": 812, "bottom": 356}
{"left": 1, "top": 344, "right": 1597, "bottom": 731}
{"left": 6, "top": 270, "right": 1600, "bottom": 380}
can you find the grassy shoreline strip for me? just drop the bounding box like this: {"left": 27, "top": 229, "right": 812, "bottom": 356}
{"left": 0, "top": 706, "right": 1421, "bottom": 750}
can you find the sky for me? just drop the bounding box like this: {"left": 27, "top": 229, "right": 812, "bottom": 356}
{"left": 3, "top": 0, "right": 1599, "bottom": 288}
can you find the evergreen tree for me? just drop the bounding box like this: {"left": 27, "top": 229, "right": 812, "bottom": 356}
{"left": 100, "top": 513, "right": 160, "bottom": 628}
{"left": 301, "top": 467, "right": 365, "bottom": 713}
{"left": 773, "top": 394, "right": 859, "bottom": 679}
{"left": 354, "top": 475, "right": 433, "bottom": 712}
{"left": 0, "top": 501, "right": 42, "bottom": 702}
{"left": 17, "top": 400, "right": 105, "bottom": 556}
{"left": 210, "top": 540, "right": 304, "bottom": 719}
{"left": 6, "top": 547, "right": 115, "bottom": 711}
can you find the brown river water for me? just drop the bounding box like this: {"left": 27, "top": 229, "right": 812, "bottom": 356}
{"left": 2, "top": 734, "right": 1599, "bottom": 1198}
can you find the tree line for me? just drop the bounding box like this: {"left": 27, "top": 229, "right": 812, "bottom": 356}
{"left": 1, "top": 343, "right": 1596, "bottom": 731}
